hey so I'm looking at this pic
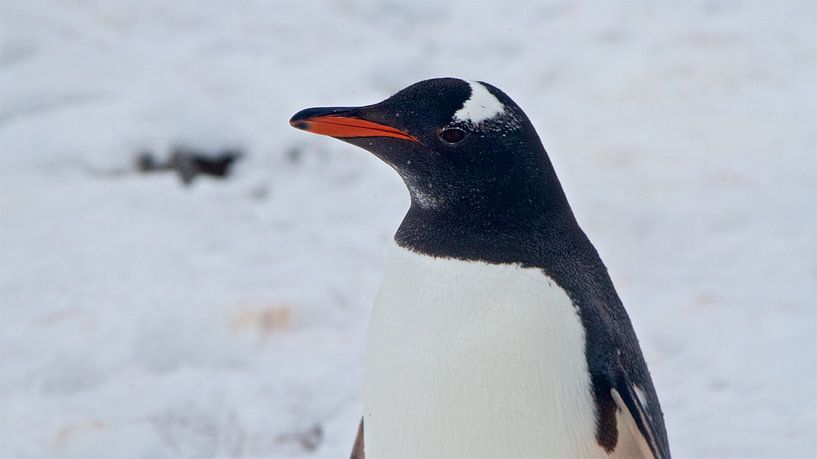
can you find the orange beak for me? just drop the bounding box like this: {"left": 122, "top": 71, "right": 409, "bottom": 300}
{"left": 290, "top": 107, "right": 418, "bottom": 143}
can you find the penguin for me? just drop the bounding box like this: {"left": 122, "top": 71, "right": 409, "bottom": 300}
{"left": 290, "top": 78, "right": 670, "bottom": 459}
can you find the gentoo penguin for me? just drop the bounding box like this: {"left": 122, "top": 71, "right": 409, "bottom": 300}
{"left": 290, "top": 78, "right": 670, "bottom": 459}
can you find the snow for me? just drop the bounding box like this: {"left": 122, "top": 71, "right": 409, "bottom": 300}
{"left": 1, "top": 1, "right": 815, "bottom": 457}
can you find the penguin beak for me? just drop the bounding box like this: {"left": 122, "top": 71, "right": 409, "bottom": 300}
{"left": 289, "top": 107, "right": 419, "bottom": 143}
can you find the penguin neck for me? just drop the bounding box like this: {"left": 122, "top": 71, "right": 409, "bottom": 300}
{"left": 395, "top": 179, "right": 583, "bottom": 263}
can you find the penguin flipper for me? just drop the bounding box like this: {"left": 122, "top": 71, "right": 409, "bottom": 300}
{"left": 612, "top": 375, "right": 670, "bottom": 459}
{"left": 349, "top": 417, "right": 365, "bottom": 459}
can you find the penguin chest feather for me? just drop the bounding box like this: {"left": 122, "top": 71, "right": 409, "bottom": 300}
{"left": 364, "top": 245, "right": 644, "bottom": 458}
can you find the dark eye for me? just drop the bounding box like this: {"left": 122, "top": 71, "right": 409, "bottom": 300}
{"left": 439, "top": 128, "right": 467, "bottom": 144}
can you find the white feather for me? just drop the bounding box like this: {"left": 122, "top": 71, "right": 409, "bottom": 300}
{"left": 453, "top": 80, "right": 506, "bottom": 124}
{"left": 363, "top": 244, "right": 628, "bottom": 458}
{"left": 612, "top": 389, "right": 656, "bottom": 459}
{"left": 635, "top": 385, "right": 649, "bottom": 412}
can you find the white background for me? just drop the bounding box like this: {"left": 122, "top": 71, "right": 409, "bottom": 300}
{"left": 1, "top": 1, "right": 815, "bottom": 457}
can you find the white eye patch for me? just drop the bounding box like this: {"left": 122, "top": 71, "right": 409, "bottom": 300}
{"left": 453, "top": 80, "right": 506, "bottom": 125}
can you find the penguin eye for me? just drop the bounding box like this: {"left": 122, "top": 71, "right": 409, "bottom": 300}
{"left": 438, "top": 128, "right": 467, "bottom": 144}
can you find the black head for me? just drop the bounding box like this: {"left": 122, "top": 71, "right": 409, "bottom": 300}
{"left": 290, "top": 78, "right": 575, "bottom": 236}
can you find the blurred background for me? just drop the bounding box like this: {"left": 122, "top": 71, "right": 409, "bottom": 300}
{"left": 1, "top": 1, "right": 815, "bottom": 457}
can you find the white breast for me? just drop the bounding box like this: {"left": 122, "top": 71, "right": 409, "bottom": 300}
{"left": 363, "top": 245, "right": 611, "bottom": 458}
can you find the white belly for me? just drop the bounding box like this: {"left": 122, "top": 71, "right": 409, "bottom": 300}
{"left": 363, "top": 245, "right": 610, "bottom": 458}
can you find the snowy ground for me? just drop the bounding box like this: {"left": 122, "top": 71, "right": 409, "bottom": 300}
{"left": 1, "top": 1, "right": 815, "bottom": 458}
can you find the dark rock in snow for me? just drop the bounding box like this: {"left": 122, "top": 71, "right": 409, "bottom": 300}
{"left": 135, "top": 146, "right": 243, "bottom": 185}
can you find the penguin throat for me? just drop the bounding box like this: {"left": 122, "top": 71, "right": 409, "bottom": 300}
{"left": 397, "top": 186, "right": 577, "bottom": 254}
{"left": 406, "top": 182, "right": 444, "bottom": 210}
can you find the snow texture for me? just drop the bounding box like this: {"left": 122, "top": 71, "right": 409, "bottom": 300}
{"left": 1, "top": 1, "right": 815, "bottom": 458}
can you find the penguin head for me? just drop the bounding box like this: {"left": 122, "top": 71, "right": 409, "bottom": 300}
{"left": 290, "top": 78, "right": 568, "bottom": 221}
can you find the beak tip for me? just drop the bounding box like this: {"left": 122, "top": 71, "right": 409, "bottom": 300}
{"left": 289, "top": 109, "right": 311, "bottom": 129}
{"left": 289, "top": 118, "right": 309, "bottom": 130}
